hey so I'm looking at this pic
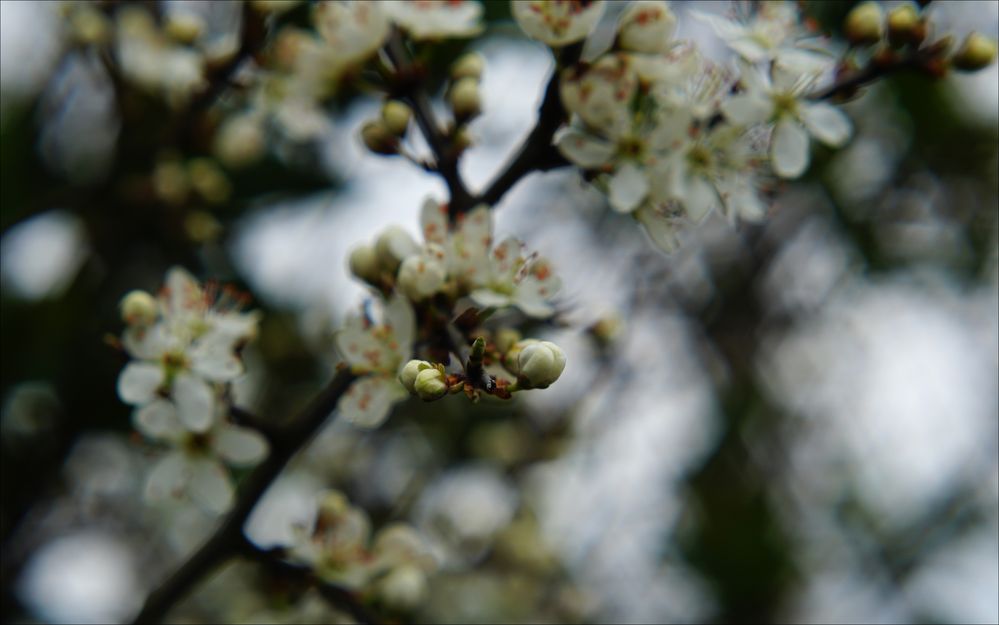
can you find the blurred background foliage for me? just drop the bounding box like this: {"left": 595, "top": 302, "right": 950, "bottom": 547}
{"left": 2, "top": 1, "right": 997, "bottom": 624}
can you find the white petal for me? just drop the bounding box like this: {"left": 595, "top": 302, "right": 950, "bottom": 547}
{"left": 384, "top": 293, "right": 416, "bottom": 356}
{"left": 608, "top": 163, "right": 649, "bottom": 213}
{"left": 554, "top": 127, "right": 615, "bottom": 169}
{"left": 117, "top": 362, "right": 164, "bottom": 405}
{"left": 635, "top": 205, "right": 682, "bottom": 253}
{"left": 771, "top": 117, "right": 810, "bottom": 179}
{"left": 729, "top": 38, "right": 770, "bottom": 62}
{"left": 133, "top": 399, "right": 184, "bottom": 442}
{"left": 721, "top": 93, "right": 773, "bottom": 126}
{"left": 420, "top": 197, "right": 448, "bottom": 246}
{"left": 189, "top": 336, "right": 242, "bottom": 381}
{"left": 800, "top": 102, "right": 852, "bottom": 147}
{"left": 337, "top": 376, "right": 406, "bottom": 429}
{"left": 469, "top": 289, "right": 514, "bottom": 309}
{"left": 172, "top": 373, "right": 215, "bottom": 433}
{"left": 164, "top": 267, "right": 202, "bottom": 316}
{"left": 188, "top": 457, "right": 234, "bottom": 515}
{"left": 213, "top": 424, "right": 269, "bottom": 467}
{"left": 684, "top": 176, "right": 719, "bottom": 222}
{"left": 144, "top": 451, "right": 190, "bottom": 504}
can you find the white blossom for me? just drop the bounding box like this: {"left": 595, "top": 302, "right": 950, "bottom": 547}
{"left": 383, "top": 0, "right": 483, "bottom": 40}
{"left": 512, "top": 0, "right": 605, "bottom": 47}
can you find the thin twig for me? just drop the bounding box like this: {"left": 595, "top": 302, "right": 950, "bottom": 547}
{"left": 809, "top": 41, "right": 950, "bottom": 101}
{"left": 131, "top": 369, "right": 357, "bottom": 624}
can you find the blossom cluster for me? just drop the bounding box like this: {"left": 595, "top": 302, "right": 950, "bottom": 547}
{"left": 288, "top": 490, "right": 438, "bottom": 612}
{"left": 336, "top": 200, "right": 567, "bottom": 428}
{"left": 117, "top": 268, "right": 266, "bottom": 514}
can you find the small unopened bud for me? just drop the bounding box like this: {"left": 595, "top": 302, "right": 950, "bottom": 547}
{"left": 318, "top": 490, "right": 350, "bottom": 521}
{"left": 451, "top": 52, "right": 484, "bottom": 80}
{"left": 164, "top": 11, "right": 205, "bottom": 44}
{"left": 184, "top": 210, "right": 223, "bottom": 243}
{"left": 375, "top": 226, "right": 420, "bottom": 272}
{"left": 886, "top": 3, "right": 923, "bottom": 46}
{"left": 187, "top": 158, "right": 231, "bottom": 204}
{"left": 844, "top": 2, "right": 884, "bottom": 46}
{"left": 120, "top": 290, "right": 157, "bottom": 326}
{"left": 361, "top": 119, "right": 399, "bottom": 155}
{"left": 516, "top": 340, "right": 566, "bottom": 389}
{"left": 349, "top": 244, "right": 382, "bottom": 285}
{"left": 381, "top": 100, "right": 412, "bottom": 136}
{"left": 448, "top": 77, "right": 481, "bottom": 121}
{"left": 378, "top": 564, "right": 429, "bottom": 611}
{"left": 399, "top": 359, "right": 432, "bottom": 393}
{"left": 952, "top": 32, "right": 998, "bottom": 71}
{"left": 414, "top": 366, "right": 448, "bottom": 401}
{"left": 397, "top": 253, "right": 447, "bottom": 300}
{"left": 214, "top": 114, "right": 266, "bottom": 170}
{"left": 70, "top": 6, "right": 111, "bottom": 45}
{"left": 494, "top": 328, "right": 521, "bottom": 354}
{"left": 152, "top": 159, "right": 189, "bottom": 206}
{"left": 617, "top": 0, "right": 677, "bottom": 54}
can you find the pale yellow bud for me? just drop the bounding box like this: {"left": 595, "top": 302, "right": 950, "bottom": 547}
{"left": 517, "top": 340, "right": 566, "bottom": 388}
{"left": 120, "top": 290, "right": 157, "bottom": 326}
{"left": 164, "top": 12, "right": 205, "bottom": 44}
{"left": 448, "top": 77, "right": 481, "bottom": 120}
{"left": 494, "top": 328, "right": 522, "bottom": 355}
{"left": 399, "top": 359, "right": 433, "bottom": 393}
{"left": 378, "top": 564, "right": 428, "bottom": 611}
{"left": 450, "top": 52, "right": 484, "bottom": 80}
{"left": 214, "top": 114, "right": 266, "bottom": 170}
{"left": 952, "top": 32, "right": 998, "bottom": 71}
{"left": 152, "top": 160, "right": 189, "bottom": 206}
{"left": 361, "top": 119, "right": 399, "bottom": 155}
{"left": 348, "top": 243, "right": 382, "bottom": 285}
{"left": 886, "top": 3, "right": 923, "bottom": 46}
{"left": 844, "top": 2, "right": 884, "bottom": 46}
{"left": 414, "top": 367, "right": 447, "bottom": 401}
{"left": 381, "top": 100, "right": 412, "bottom": 136}
{"left": 374, "top": 226, "right": 420, "bottom": 272}
{"left": 70, "top": 6, "right": 111, "bottom": 45}
{"left": 184, "top": 210, "right": 223, "bottom": 243}
{"left": 187, "top": 158, "right": 231, "bottom": 204}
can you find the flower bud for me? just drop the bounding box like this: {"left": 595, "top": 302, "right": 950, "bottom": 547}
{"left": 844, "top": 2, "right": 884, "bottom": 46}
{"left": 375, "top": 226, "right": 421, "bottom": 272}
{"left": 153, "top": 159, "right": 189, "bottom": 206}
{"left": 517, "top": 340, "right": 566, "bottom": 389}
{"left": 121, "top": 290, "right": 158, "bottom": 326}
{"left": 502, "top": 338, "right": 536, "bottom": 374}
{"left": 448, "top": 77, "right": 481, "bottom": 121}
{"left": 494, "top": 328, "right": 521, "bottom": 355}
{"left": 361, "top": 119, "right": 399, "bottom": 155}
{"left": 349, "top": 243, "right": 382, "bottom": 285}
{"left": 399, "top": 359, "right": 433, "bottom": 393}
{"left": 318, "top": 490, "right": 351, "bottom": 522}
{"left": 397, "top": 252, "right": 447, "bottom": 301}
{"left": 187, "top": 158, "right": 231, "bottom": 204}
{"left": 414, "top": 367, "right": 448, "bottom": 401}
{"left": 952, "top": 32, "right": 998, "bottom": 71}
{"left": 617, "top": 1, "right": 677, "bottom": 54}
{"left": 164, "top": 11, "right": 205, "bottom": 44}
{"left": 450, "top": 52, "right": 484, "bottom": 80}
{"left": 184, "top": 210, "right": 223, "bottom": 243}
{"left": 70, "top": 6, "right": 111, "bottom": 45}
{"left": 381, "top": 100, "right": 413, "bottom": 136}
{"left": 378, "top": 564, "right": 428, "bottom": 612}
{"left": 886, "top": 3, "right": 923, "bottom": 47}
{"left": 214, "top": 114, "right": 266, "bottom": 170}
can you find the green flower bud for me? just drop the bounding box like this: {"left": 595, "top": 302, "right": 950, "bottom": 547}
{"left": 399, "top": 359, "right": 433, "bottom": 393}
{"left": 449, "top": 77, "right": 481, "bottom": 121}
{"left": 451, "top": 52, "right": 484, "bottom": 80}
{"left": 120, "top": 290, "right": 157, "bottom": 326}
{"left": 517, "top": 340, "right": 566, "bottom": 389}
{"left": 414, "top": 367, "right": 448, "bottom": 401}
{"left": 952, "top": 32, "right": 998, "bottom": 71}
{"left": 844, "top": 2, "right": 884, "bottom": 46}
{"left": 348, "top": 243, "right": 382, "bottom": 285}
{"left": 361, "top": 119, "right": 399, "bottom": 155}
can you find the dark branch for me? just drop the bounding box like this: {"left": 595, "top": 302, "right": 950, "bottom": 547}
{"left": 131, "top": 368, "right": 357, "bottom": 624}
{"left": 236, "top": 538, "right": 380, "bottom": 625}
{"left": 809, "top": 40, "right": 951, "bottom": 101}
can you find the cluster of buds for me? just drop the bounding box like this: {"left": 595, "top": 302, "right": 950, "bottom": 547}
{"left": 152, "top": 154, "right": 232, "bottom": 207}
{"left": 447, "top": 52, "right": 484, "bottom": 125}
{"left": 843, "top": 2, "right": 997, "bottom": 73}
{"left": 289, "top": 490, "right": 437, "bottom": 612}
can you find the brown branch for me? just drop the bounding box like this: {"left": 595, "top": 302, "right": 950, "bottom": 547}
{"left": 131, "top": 368, "right": 357, "bottom": 624}
{"left": 236, "top": 538, "right": 380, "bottom": 625}
{"left": 809, "top": 40, "right": 952, "bottom": 101}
